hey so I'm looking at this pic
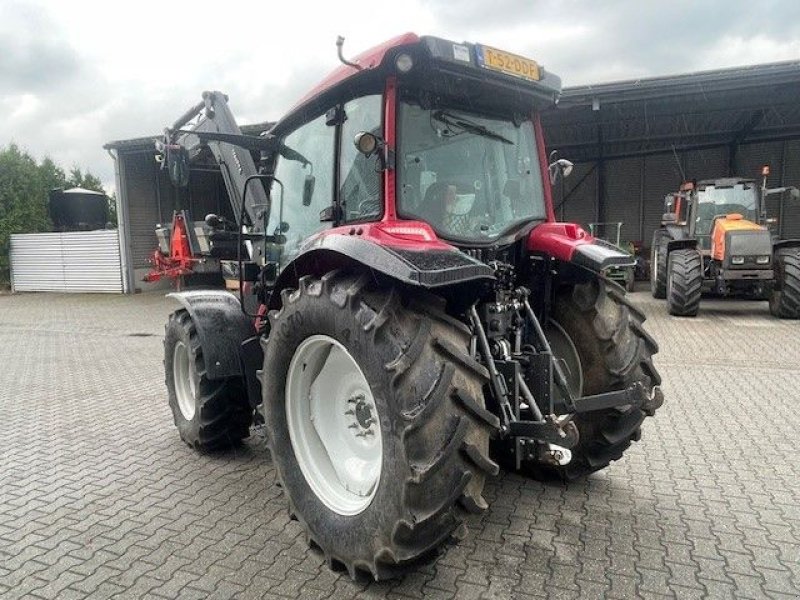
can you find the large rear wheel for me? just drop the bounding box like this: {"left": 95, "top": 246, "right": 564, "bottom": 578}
{"left": 769, "top": 248, "right": 800, "bottom": 319}
{"left": 524, "top": 278, "right": 663, "bottom": 480}
{"left": 261, "top": 272, "right": 498, "bottom": 580}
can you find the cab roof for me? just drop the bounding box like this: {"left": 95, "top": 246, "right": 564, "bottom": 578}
{"left": 697, "top": 177, "right": 756, "bottom": 188}
{"left": 273, "top": 33, "right": 561, "bottom": 134}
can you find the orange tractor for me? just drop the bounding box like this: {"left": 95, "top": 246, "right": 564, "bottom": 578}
{"left": 651, "top": 167, "right": 800, "bottom": 317}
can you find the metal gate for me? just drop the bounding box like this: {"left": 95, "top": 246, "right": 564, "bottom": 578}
{"left": 10, "top": 230, "right": 123, "bottom": 293}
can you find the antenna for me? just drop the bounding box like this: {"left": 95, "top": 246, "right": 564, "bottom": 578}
{"left": 671, "top": 145, "right": 686, "bottom": 182}
{"left": 336, "top": 36, "right": 363, "bottom": 71}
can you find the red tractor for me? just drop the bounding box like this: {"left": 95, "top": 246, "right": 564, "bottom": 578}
{"left": 161, "top": 34, "right": 663, "bottom": 579}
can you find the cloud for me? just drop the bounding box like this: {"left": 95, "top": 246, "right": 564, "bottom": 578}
{"left": 0, "top": 2, "right": 83, "bottom": 93}
{"left": 0, "top": 0, "right": 798, "bottom": 194}
{"left": 422, "top": 0, "right": 800, "bottom": 84}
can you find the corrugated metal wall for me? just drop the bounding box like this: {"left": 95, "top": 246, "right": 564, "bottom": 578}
{"left": 561, "top": 140, "right": 800, "bottom": 247}
{"left": 10, "top": 230, "right": 123, "bottom": 293}
{"left": 556, "top": 162, "right": 597, "bottom": 227}
{"left": 604, "top": 157, "right": 643, "bottom": 242}
{"left": 641, "top": 153, "right": 684, "bottom": 244}
{"left": 684, "top": 146, "right": 728, "bottom": 181}
{"left": 124, "top": 153, "right": 164, "bottom": 269}
{"left": 782, "top": 139, "right": 800, "bottom": 239}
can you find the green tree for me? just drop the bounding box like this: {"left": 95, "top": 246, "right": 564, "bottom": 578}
{"left": 0, "top": 144, "right": 108, "bottom": 284}
{"left": 67, "top": 167, "right": 105, "bottom": 193}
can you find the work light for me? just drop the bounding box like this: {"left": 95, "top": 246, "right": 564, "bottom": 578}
{"left": 395, "top": 53, "right": 414, "bottom": 73}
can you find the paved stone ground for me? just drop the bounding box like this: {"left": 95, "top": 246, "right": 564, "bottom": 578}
{"left": 1, "top": 288, "right": 799, "bottom": 599}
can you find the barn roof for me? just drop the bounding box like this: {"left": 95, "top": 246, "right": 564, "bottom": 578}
{"left": 543, "top": 60, "right": 800, "bottom": 162}
{"left": 104, "top": 122, "right": 273, "bottom": 153}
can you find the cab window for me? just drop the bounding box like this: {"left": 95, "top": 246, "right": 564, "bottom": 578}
{"left": 339, "top": 94, "right": 382, "bottom": 222}
{"left": 268, "top": 113, "right": 334, "bottom": 267}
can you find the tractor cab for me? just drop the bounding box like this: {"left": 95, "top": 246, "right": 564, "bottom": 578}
{"left": 261, "top": 34, "right": 564, "bottom": 278}
{"left": 693, "top": 178, "right": 761, "bottom": 253}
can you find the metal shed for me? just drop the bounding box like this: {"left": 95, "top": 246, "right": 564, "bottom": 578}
{"left": 104, "top": 122, "right": 270, "bottom": 293}
{"left": 542, "top": 60, "right": 800, "bottom": 245}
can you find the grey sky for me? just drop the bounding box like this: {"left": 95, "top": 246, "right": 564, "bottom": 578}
{"left": 1, "top": 0, "right": 798, "bottom": 192}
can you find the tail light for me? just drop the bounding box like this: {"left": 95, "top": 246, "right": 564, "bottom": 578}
{"left": 376, "top": 221, "right": 437, "bottom": 242}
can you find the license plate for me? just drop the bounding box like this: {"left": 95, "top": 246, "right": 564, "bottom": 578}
{"left": 476, "top": 44, "right": 541, "bottom": 82}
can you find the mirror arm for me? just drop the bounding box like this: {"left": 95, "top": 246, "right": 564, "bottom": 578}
{"left": 379, "top": 147, "right": 394, "bottom": 171}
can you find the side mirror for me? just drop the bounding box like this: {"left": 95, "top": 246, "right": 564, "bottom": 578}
{"left": 548, "top": 158, "right": 574, "bottom": 185}
{"left": 765, "top": 186, "right": 800, "bottom": 198}
{"left": 662, "top": 213, "right": 678, "bottom": 223}
{"left": 302, "top": 173, "right": 316, "bottom": 206}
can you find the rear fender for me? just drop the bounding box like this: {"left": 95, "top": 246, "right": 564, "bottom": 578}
{"left": 269, "top": 231, "right": 494, "bottom": 310}
{"left": 774, "top": 238, "right": 800, "bottom": 252}
{"left": 528, "top": 222, "right": 635, "bottom": 273}
{"left": 666, "top": 238, "right": 699, "bottom": 253}
{"left": 167, "top": 290, "right": 258, "bottom": 380}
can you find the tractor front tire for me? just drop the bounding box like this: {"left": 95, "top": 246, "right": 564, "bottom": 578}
{"left": 261, "top": 272, "right": 498, "bottom": 580}
{"left": 667, "top": 249, "right": 702, "bottom": 316}
{"left": 164, "top": 310, "right": 252, "bottom": 450}
{"left": 528, "top": 278, "right": 662, "bottom": 480}
{"left": 650, "top": 230, "right": 669, "bottom": 299}
{"left": 769, "top": 248, "right": 800, "bottom": 319}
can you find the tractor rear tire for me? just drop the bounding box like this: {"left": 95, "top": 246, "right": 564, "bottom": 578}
{"left": 667, "top": 249, "right": 702, "bottom": 317}
{"left": 261, "top": 272, "right": 498, "bottom": 580}
{"left": 524, "top": 278, "right": 662, "bottom": 481}
{"left": 650, "top": 230, "right": 669, "bottom": 299}
{"left": 769, "top": 248, "right": 800, "bottom": 319}
{"left": 164, "top": 310, "right": 252, "bottom": 450}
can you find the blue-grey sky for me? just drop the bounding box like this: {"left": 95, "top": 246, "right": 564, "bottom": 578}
{"left": 1, "top": 0, "right": 798, "bottom": 191}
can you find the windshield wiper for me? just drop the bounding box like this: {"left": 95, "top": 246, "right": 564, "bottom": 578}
{"left": 432, "top": 110, "right": 513, "bottom": 145}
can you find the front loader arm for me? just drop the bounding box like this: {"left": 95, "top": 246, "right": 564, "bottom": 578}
{"left": 159, "top": 91, "right": 270, "bottom": 232}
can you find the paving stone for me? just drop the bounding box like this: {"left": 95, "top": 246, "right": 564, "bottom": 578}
{"left": 1, "top": 291, "right": 799, "bottom": 599}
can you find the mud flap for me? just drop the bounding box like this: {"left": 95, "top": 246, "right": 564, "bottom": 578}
{"left": 167, "top": 290, "right": 255, "bottom": 380}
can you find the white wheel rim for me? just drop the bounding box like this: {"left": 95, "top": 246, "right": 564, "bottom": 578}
{"left": 173, "top": 340, "right": 197, "bottom": 421}
{"left": 285, "top": 335, "right": 382, "bottom": 516}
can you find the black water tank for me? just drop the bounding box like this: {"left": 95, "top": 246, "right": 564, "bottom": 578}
{"left": 48, "top": 187, "right": 109, "bottom": 231}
